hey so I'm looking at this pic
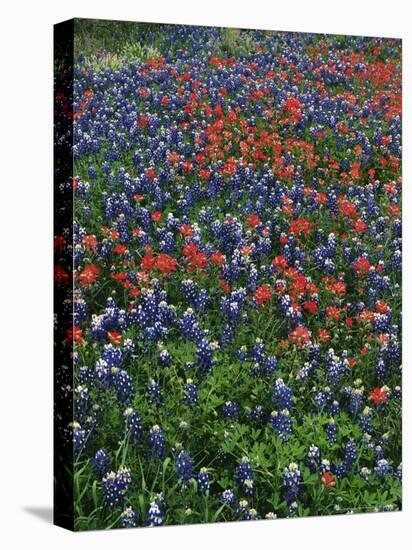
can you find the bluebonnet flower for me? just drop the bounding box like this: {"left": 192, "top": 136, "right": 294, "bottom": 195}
{"left": 183, "top": 379, "right": 198, "bottom": 408}
{"left": 272, "top": 378, "right": 294, "bottom": 411}
{"left": 236, "top": 500, "right": 259, "bottom": 521}
{"left": 251, "top": 339, "right": 266, "bottom": 363}
{"left": 378, "top": 432, "right": 390, "bottom": 450}
{"left": 375, "top": 459, "right": 391, "bottom": 477}
{"left": 359, "top": 406, "right": 373, "bottom": 433}
{"left": 223, "top": 401, "right": 240, "bottom": 419}
{"left": 101, "top": 344, "right": 123, "bottom": 369}
{"left": 148, "top": 425, "right": 166, "bottom": 459}
{"left": 236, "top": 457, "right": 254, "bottom": 495}
{"left": 70, "top": 421, "right": 86, "bottom": 452}
{"left": 325, "top": 420, "right": 338, "bottom": 444}
{"left": 264, "top": 355, "right": 278, "bottom": 375}
{"left": 112, "top": 368, "right": 135, "bottom": 403}
{"left": 314, "top": 387, "right": 331, "bottom": 412}
{"left": 146, "top": 502, "right": 164, "bottom": 527}
{"left": 268, "top": 409, "right": 293, "bottom": 442}
{"left": 220, "top": 323, "right": 234, "bottom": 346}
{"left": 250, "top": 362, "right": 262, "bottom": 377}
{"left": 329, "top": 400, "right": 340, "bottom": 416}
{"left": 344, "top": 385, "right": 365, "bottom": 416}
{"left": 181, "top": 279, "right": 210, "bottom": 312}
{"left": 102, "top": 466, "right": 132, "bottom": 509}
{"left": 196, "top": 337, "right": 217, "bottom": 376}
{"left": 307, "top": 445, "right": 321, "bottom": 473}
{"left": 320, "top": 459, "right": 332, "bottom": 474}
{"left": 374, "top": 444, "right": 385, "bottom": 460}
{"left": 124, "top": 408, "right": 142, "bottom": 443}
{"left": 176, "top": 450, "right": 194, "bottom": 485}
{"left": 288, "top": 502, "right": 298, "bottom": 517}
{"left": 392, "top": 249, "right": 401, "bottom": 270}
{"left": 326, "top": 349, "right": 349, "bottom": 388}
{"left": 158, "top": 348, "right": 172, "bottom": 367}
{"left": 71, "top": 298, "right": 88, "bottom": 326}
{"left": 375, "top": 357, "right": 387, "bottom": 382}
{"left": 280, "top": 295, "right": 303, "bottom": 325}
{"left": 220, "top": 489, "right": 235, "bottom": 506}
{"left": 283, "top": 463, "right": 302, "bottom": 504}
{"left": 88, "top": 166, "right": 97, "bottom": 180}
{"left": 181, "top": 279, "right": 198, "bottom": 303}
{"left": 179, "top": 308, "right": 203, "bottom": 342}
{"left": 198, "top": 467, "right": 211, "bottom": 494}
{"left": 92, "top": 448, "right": 111, "bottom": 477}
{"left": 342, "top": 439, "right": 357, "bottom": 474}
{"left": 147, "top": 379, "right": 164, "bottom": 408}
{"left": 236, "top": 346, "right": 248, "bottom": 362}
{"left": 393, "top": 385, "right": 402, "bottom": 400}
{"left": 248, "top": 404, "right": 264, "bottom": 423}
{"left": 121, "top": 506, "right": 137, "bottom": 528}
{"left": 134, "top": 288, "right": 175, "bottom": 341}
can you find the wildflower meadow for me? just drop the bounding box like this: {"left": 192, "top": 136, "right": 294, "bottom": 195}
{"left": 54, "top": 20, "right": 402, "bottom": 530}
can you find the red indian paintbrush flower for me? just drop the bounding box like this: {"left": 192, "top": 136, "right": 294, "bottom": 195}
{"left": 108, "top": 331, "right": 122, "bottom": 345}
{"left": 289, "top": 326, "right": 311, "bottom": 348}
{"left": 254, "top": 284, "right": 272, "bottom": 305}
{"left": 79, "top": 264, "right": 100, "bottom": 286}
{"left": 303, "top": 300, "right": 318, "bottom": 315}
{"left": 353, "top": 257, "right": 371, "bottom": 275}
{"left": 66, "top": 326, "right": 85, "bottom": 345}
{"left": 151, "top": 210, "right": 163, "bottom": 222}
{"left": 247, "top": 214, "right": 261, "bottom": 228}
{"left": 54, "top": 265, "right": 70, "bottom": 285}
{"left": 321, "top": 472, "right": 336, "bottom": 488}
{"left": 369, "top": 387, "right": 389, "bottom": 406}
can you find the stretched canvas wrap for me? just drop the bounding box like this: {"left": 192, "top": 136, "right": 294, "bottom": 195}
{"left": 54, "top": 18, "right": 402, "bottom": 531}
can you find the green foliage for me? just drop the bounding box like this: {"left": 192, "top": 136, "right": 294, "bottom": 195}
{"left": 74, "top": 18, "right": 161, "bottom": 57}
{"left": 219, "top": 28, "right": 258, "bottom": 57}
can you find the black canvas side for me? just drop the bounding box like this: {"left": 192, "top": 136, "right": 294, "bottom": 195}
{"left": 53, "top": 18, "right": 75, "bottom": 532}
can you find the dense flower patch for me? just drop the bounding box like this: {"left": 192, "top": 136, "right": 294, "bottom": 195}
{"left": 55, "top": 24, "right": 401, "bottom": 529}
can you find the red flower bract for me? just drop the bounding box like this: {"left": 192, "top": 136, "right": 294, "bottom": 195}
{"left": 108, "top": 331, "right": 122, "bottom": 345}
{"left": 151, "top": 210, "right": 163, "bottom": 222}
{"left": 254, "top": 284, "right": 272, "bottom": 305}
{"left": 369, "top": 387, "right": 389, "bottom": 406}
{"left": 82, "top": 234, "right": 97, "bottom": 251}
{"left": 353, "top": 257, "right": 371, "bottom": 275}
{"left": 156, "top": 253, "right": 177, "bottom": 275}
{"left": 316, "top": 328, "right": 331, "bottom": 343}
{"left": 141, "top": 252, "right": 177, "bottom": 276}
{"left": 66, "top": 326, "right": 85, "bottom": 345}
{"left": 79, "top": 264, "right": 100, "bottom": 286}
{"left": 303, "top": 300, "right": 318, "bottom": 315}
{"left": 247, "top": 214, "right": 261, "bottom": 228}
{"left": 321, "top": 472, "right": 336, "bottom": 488}
{"left": 54, "top": 265, "right": 70, "bottom": 285}
{"left": 210, "top": 251, "right": 226, "bottom": 267}
{"left": 272, "top": 255, "right": 288, "bottom": 271}
{"left": 326, "top": 306, "right": 341, "bottom": 321}
{"left": 289, "top": 217, "right": 313, "bottom": 237}
{"left": 183, "top": 242, "right": 208, "bottom": 271}
{"left": 179, "top": 224, "right": 193, "bottom": 237}
{"left": 289, "top": 325, "right": 311, "bottom": 348}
